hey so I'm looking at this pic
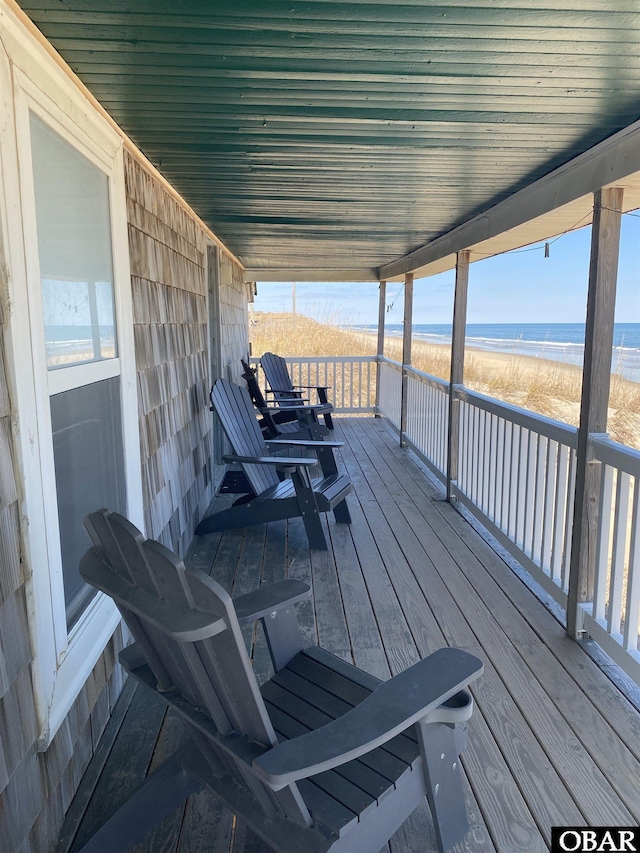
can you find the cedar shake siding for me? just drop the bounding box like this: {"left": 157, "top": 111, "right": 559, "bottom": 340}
{"left": 125, "top": 151, "right": 248, "bottom": 555}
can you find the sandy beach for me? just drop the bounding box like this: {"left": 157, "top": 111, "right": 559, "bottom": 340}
{"left": 250, "top": 313, "right": 640, "bottom": 450}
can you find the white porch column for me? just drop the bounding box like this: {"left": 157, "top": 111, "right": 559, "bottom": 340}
{"left": 400, "top": 272, "right": 414, "bottom": 446}
{"left": 447, "top": 250, "right": 470, "bottom": 502}
{"left": 567, "top": 186, "right": 624, "bottom": 638}
{"left": 375, "top": 280, "right": 387, "bottom": 416}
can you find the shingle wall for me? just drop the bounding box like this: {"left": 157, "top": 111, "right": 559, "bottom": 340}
{"left": 219, "top": 251, "right": 250, "bottom": 384}
{"left": 125, "top": 151, "right": 248, "bottom": 553}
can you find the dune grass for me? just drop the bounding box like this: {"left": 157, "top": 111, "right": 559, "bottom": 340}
{"left": 249, "top": 311, "right": 640, "bottom": 449}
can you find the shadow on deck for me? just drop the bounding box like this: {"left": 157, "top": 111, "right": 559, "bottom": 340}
{"left": 56, "top": 418, "right": 640, "bottom": 853}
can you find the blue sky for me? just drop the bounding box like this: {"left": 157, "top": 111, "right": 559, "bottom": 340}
{"left": 254, "top": 215, "right": 640, "bottom": 326}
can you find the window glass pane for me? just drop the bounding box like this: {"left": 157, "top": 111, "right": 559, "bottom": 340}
{"left": 29, "top": 113, "right": 117, "bottom": 368}
{"left": 50, "top": 377, "right": 126, "bottom": 629}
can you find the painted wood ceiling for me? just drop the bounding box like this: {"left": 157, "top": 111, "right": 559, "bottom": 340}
{"left": 18, "top": 0, "right": 640, "bottom": 278}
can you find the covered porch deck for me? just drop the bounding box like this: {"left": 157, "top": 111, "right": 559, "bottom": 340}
{"left": 58, "top": 417, "right": 640, "bottom": 853}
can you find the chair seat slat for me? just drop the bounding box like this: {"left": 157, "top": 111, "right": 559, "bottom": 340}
{"left": 262, "top": 684, "right": 402, "bottom": 798}
{"left": 262, "top": 679, "right": 411, "bottom": 785}
{"left": 270, "top": 667, "right": 418, "bottom": 768}
{"left": 296, "top": 779, "right": 359, "bottom": 837}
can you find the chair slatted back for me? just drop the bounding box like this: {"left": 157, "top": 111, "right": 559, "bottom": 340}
{"left": 241, "top": 359, "right": 269, "bottom": 410}
{"left": 80, "top": 509, "right": 310, "bottom": 824}
{"left": 82, "top": 510, "right": 275, "bottom": 741}
{"left": 261, "top": 352, "right": 299, "bottom": 406}
{"left": 211, "top": 379, "right": 280, "bottom": 496}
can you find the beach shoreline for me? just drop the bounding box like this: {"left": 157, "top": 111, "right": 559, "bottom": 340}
{"left": 249, "top": 313, "right": 640, "bottom": 449}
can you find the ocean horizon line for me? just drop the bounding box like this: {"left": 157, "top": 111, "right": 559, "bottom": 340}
{"left": 346, "top": 321, "right": 640, "bottom": 381}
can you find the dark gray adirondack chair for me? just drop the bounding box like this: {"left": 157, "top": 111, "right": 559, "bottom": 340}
{"left": 78, "top": 508, "right": 484, "bottom": 853}
{"left": 261, "top": 351, "right": 334, "bottom": 430}
{"left": 241, "top": 358, "right": 329, "bottom": 442}
{"left": 195, "top": 378, "right": 351, "bottom": 550}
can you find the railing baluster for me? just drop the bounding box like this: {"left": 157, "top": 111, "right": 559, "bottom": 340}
{"left": 562, "top": 449, "right": 577, "bottom": 592}
{"left": 480, "top": 408, "right": 488, "bottom": 513}
{"left": 593, "top": 463, "right": 615, "bottom": 624}
{"left": 608, "top": 470, "right": 630, "bottom": 637}
{"left": 623, "top": 477, "right": 640, "bottom": 651}
{"left": 531, "top": 435, "right": 546, "bottom": 564}
{"left": 463, "top": 400, "right": 471, "bottom": 495}
{"left": 551, "top": 443, "right": 568, "bottom": 583}
{"left": 508, "top": 423, "right": 517, "bottom": 540}
{"left": 495, "top": 415, "right": 504, "bottom": 527}
{"left": 517, "top": 425, "right": 527, "bottom": 546}
{"left": 470, "top": 406, "right": 479, "bottom": 506}
{"left": 489, "top": 412, "right": 496, "bottom": 515}
{"left": 541, "top": 439, "right": 558, "bottom": 575}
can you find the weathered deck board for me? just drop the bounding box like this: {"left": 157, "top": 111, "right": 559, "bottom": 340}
{"left": 348, "top": 419, "right": 638, "bottom": 827}
{"left": 57, "top": 417, "right": 640, "bottom": 853}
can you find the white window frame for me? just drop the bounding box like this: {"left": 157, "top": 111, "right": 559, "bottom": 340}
{"left": 0, "top": 10, "right": 143, "bottom": 747}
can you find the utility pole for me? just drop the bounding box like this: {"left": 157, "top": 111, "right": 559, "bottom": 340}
{"left": 292, "top": 282, "right": 297, "bottom": 316}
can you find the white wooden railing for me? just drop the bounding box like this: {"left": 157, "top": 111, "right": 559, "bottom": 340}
{"left": 377, "top": 357, "right": 402, "bottom": 428}
{"left": 581, "top": 435, "right": 640, "bottom": 678}
{"left": 451, "top": 386, "right": 578, "bottom": 609}
{"left": 250, "top": 355, "right": 376, "bottom": 413}
{"left": 251, "top": 352, "right": 640, "bottom": 682}
{"left": 405, "top": 367, "right": 449, "bottom": 483}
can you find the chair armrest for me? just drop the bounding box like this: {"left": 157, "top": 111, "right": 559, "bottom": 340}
{"left": 292, "top": 384, "right": 331, "bottom": 391}
{"left": 223, "top": 454, "right": 315, "bottom": 467}
{"left": 263, "top": 403, "right": 331, "bottom": 415}
{"left": 253, "top": 648, "right": 483, "bottom": 790}
{"left": 266, "top": 439, "right": 343, "bottom": 449}
{"left": 233, "top": 579, "right": 311, "bottom": 625}
{"left": 265, "top": 389, "right": 310, "bottom": 402}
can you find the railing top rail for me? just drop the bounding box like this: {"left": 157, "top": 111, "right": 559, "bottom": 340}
{"left": 378, "top": 355, "right": 403, "bottom": 371}
{"left": 251, "top": 354, "right": 377, "bottom": 364}
{"left": 454, "top": 384, "right": 578, "bottom": 448}
{"left": 284, "top": 355, "right": 378, "bottom": 364}
{"left": 589, "top": 433, "right": 640, "bottom": 478}
{"left": 404, "top": 364, "right": 449, "bottom": 392}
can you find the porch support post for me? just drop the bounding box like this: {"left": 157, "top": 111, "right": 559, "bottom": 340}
{"left": 207, "top": 244, "right": 224, "bottom": 467}
{"left": 447, "top": 251, "right": 470, "bottom": 502}
{"left": 375, "top": 280, "right": 387, "bottom": 416}
{"left": 566, "top": 186, "right": 624, "bottom": 638}
{"left": 400, "top": 272, "right": 414, "bottom": 446}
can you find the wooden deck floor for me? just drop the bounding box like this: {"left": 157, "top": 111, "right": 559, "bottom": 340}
{"left": 58, "top": 418, "right": 640, "bottom": 853}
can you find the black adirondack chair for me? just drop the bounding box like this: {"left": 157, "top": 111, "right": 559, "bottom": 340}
{"left": 195, "top": 378, "right": 351, "bottom": 550}
{"left": 77, "top": 508, "right": 484, "bottom": 853}
{"left": 241, "top": 358, "right": 329, "bottom": 442}
{"left": 261, "top": 351, "right": 334, "bottom": 430}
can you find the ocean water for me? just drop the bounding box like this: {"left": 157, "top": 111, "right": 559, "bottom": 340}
{"left": 351, "top": 323, "right": 640, "bottom": 382}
